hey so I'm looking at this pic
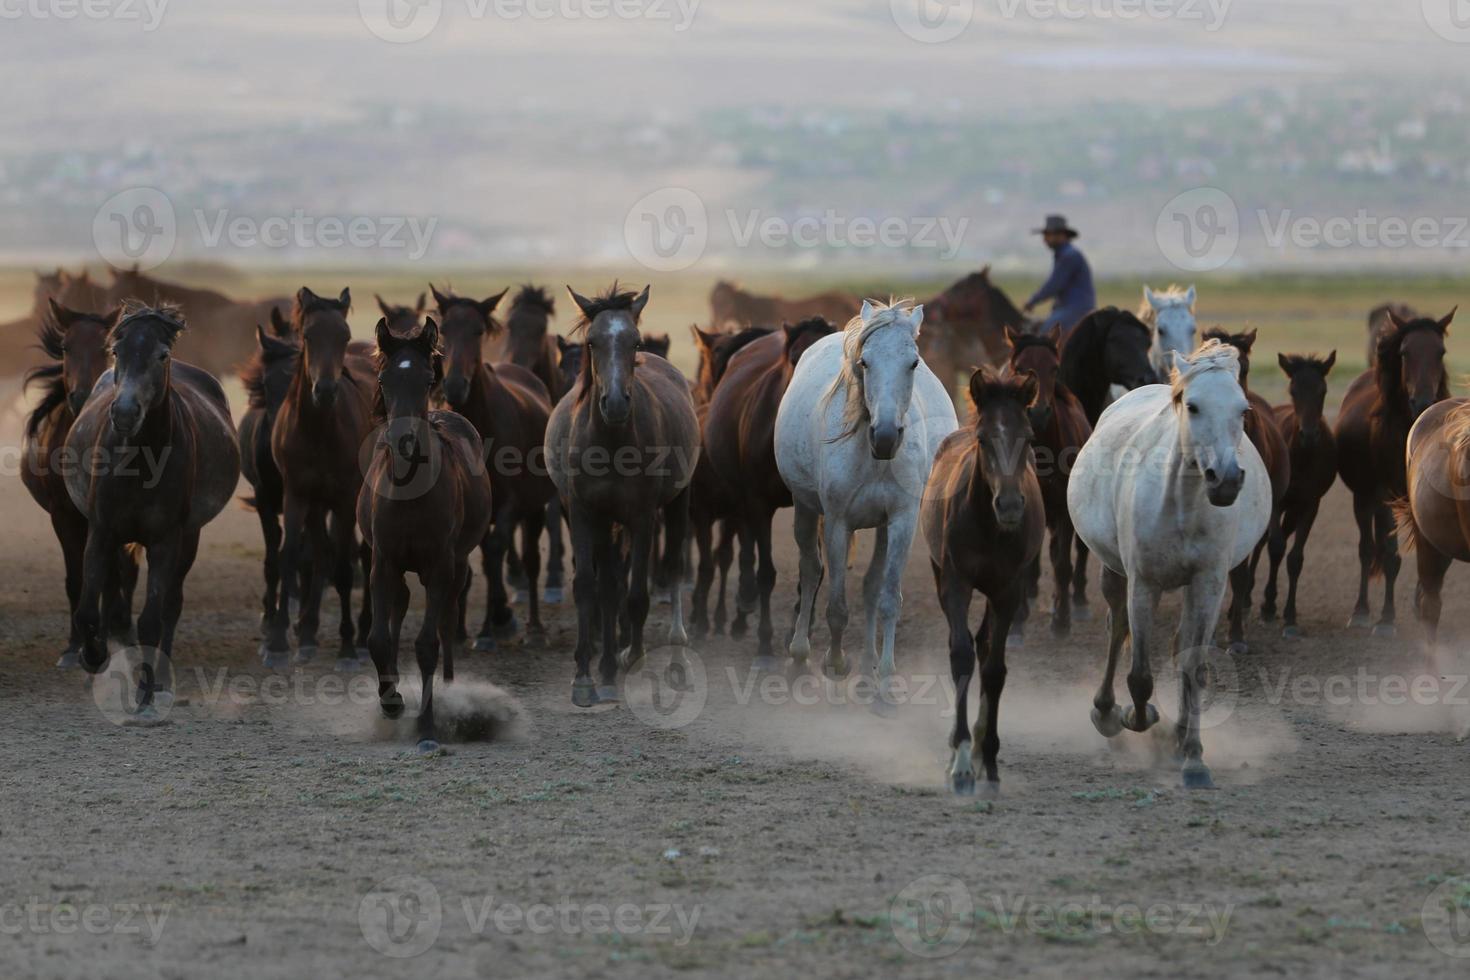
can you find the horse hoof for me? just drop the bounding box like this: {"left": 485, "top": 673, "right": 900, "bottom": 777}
{"left": 619, "top": 646, "right": 644, "bottom": 671}
{"left": 1372, "top": 623, "right": 1398, "bottom": 638}
{"left": 543, "top": 587, "right": 564, "bottom": 605}
{"left": 472, "top": 635, "right": 497, "bottom": 653}
{"left": 596, "top": 684, "right": 620, "bottom": 704}
{"left": 730, "top": 619, "right": 748, "bottom": 641}
{"left": 262, "top": 648, "right": 292, "bottom": 671}
{"left": 1091, "top": 705, "right": 1125, "bottom": 738}
{"left": 1181, "top": 764, "right": 1217, "bottom": 791}
{"left": 1072, "top": 603, "right": 1092, "bottom": 623}
{"left": 1347, "top": 611, "right": 1372, "bottom": 628}
{"left": 416, "top": 739, "right": 442, "bottom": 756}
{"left": 668, "top": 627, "right": 689, "bottom": 649}
{"left": 950, "top": 770, "right": 975, "bottom": 796}
{"left": 381, "top": 691, "right": 405, "bottom": 719}
{"left": 869, "top": 694, "right": 898, "bottom": 719}
{"left": 976, "top": 780, "right": 1000, "bottom": 800}
{"left": 1122, "top": 703, "right": 1159, "bottom": 733}
{"left": 665, "top": 661, "right": 692, "bottom": 692}
{"left": 752, "top": 654, "right": 778, "bottom": 674}
{"left": 356, "top": 646, "right": 371, "bottom": 660}
{"left": 1281, "top": 624, "right": 1303, "bottom": 640}
{"left": 1228, "top": 640, "right": 1248, "bottom": 656}
{"left": 1005, "top": 631, "right": 1024, "bottom": 650}
{"left": 823, "top": 658, "right": 851, "bottom": 681}
{"left": 56, "top": 649, "right": 81, "bottom": 670}
{"left": 294, "top": 645, "right": 318, "bottom": 665}
{"left": 493, "top": 616, "right": 520, "bottom": 639}
{"left": 784, "top": 658, "right": 810, "bottom": 683}
{"left": 1260, "top": 609, "right": 1277, "bottom": 624}
{"left": 572, "top": 679, "right": 598, "bottom": 708}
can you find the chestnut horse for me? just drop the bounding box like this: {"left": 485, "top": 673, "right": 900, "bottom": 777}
{"left": 922, "top": 370, "right": 1045, "bottom": 795}
{"left": 1366, "top": 302, "right": 1417, "bottom": 367}
{"left": 22, "top": 301, "right": 138, "bottom": 666}
{"left": 918, "top": 266, "right": 1030, "bottom": 398}
{"left": 1262, "top": 352, "right": 1338, "bottom": 638}
{"left": 545, "top": 285, "right": 700, "bottom": 706}
{"left": 1007, "top": 326, "right": 1092, "bottom": 643}
{"left": 64, "top": 305, "right": 240, "bottom": 710}
{"left": 433, "top": 285, "right": 554, "bottom": 647}
{"left": 702, "top": 317, "right": 837, "bottom": 667}
{"left": 709, "top": 281, "right": 858, "bottom": 331}
{"left": 1336, "top": 309, "right": 1453, "bottom": 635}
{"left": 264, "top": 287, "right": 375, "bottom": 668}
{"left": 1201, "top": 328, "right": 1291, "bottom": 654}
{"left": 1401, "top": 399, "right": 1470, "bottom": 650}
{"left": 359, "top": 318, "right": 493, "bottom": 753}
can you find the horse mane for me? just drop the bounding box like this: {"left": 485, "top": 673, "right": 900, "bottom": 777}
{"left": 573, "top": 283, "right": 644, "bottom": 403}
{"left": 1201, "top": 327, "right": 1257, "bottom": 386}
{"left": 1059, "top": 307, "right": 1147, "bottom": 415}
{"left": 1169, "top": 339, "right": 1239, "bottom": 400}
{"left": 1278, "top": 353, "right": 1335, "bottom": 376}
{"left": 711, "top": 326, "right": 773, "bottom": 385}
{"left": 240, "top": 333, "right": 301, "bottom": 410}
{"left": 1444, "top": 401, "right": 1470, "bottom": 459}
{"left": 1009, "top": 331, "right": 1058, "bottom": 356}
{"left": 112, "top": 301, "right": 186, "bottom": 349}
{"left": 968, "top": 372, "right": 1036, "bottom": 431}
{"left": 1137, "top": 284, "right": 1194, "bottom": 325}
{"left": 1374, "top": 315, "right": 1450, "bottom": 417}
{"left": 510, "top": 284, "right": 555, "bottom": 318}
{"left": 824, "top": 300, "right": 915, "bottom": 440}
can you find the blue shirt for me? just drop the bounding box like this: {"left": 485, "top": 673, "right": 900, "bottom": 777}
{"left": 1028, "top": 242, "right": 1096, "bottom": 328}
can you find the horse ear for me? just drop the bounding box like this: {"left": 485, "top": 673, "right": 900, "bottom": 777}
{"left": 337, "top": 288, "right": 351, "bottom": 311}
{"left": 374, "top": 317, "right": 394, "bottom": 353}
{"left": 269, "top": 306, "right": 290, "bottom": 337}
{"left": 257, "top": 323, "right": 270, "bottom": 349}
{"left": 1004, "top": 326, "right": 1021, "bottom": 348}
{"left": 557, "top": 334, "right": 573, "bottom": 354}
{"left": 296, "top": 286, "right": 318, "bottom": 309}
{"left": 1143, "top": 285, "right": 1159, "bottom": 310}
{"left": 1018, "top": 369, "right": 1040, "bottom": 407}
{"left": 419, "top": 317, "right": 440, "bottom": 353}
{"left": 1386, "top": 308, "right": 1409, "bottom": 332}
{"left": 1438, "top": 307, "right": 1457, "bottom": 334}
{"left": 47, "top": 298, "right": 73, "bottom": 329}
{"left": 910, "top": 304, "right": 924, "bottom": 335}
{"left": 480, "top": 288, "right": 510, "bottom": 317}
{"left": 1184, "top": 285, "right": 1197, "bottom": 308}
{"left": 1169, "top": 349, "right": 1188, "bottom": 379}
{"left": 1044, "top": 323, "right": 1062, "bottom": 347}
{"left": 1277, "top": 352, "right": 1293, "bottom": 376}
{"left": 692, "top": 325, "right": 718, "bottom": 351}
{"left": 431, "top": 284, "right": 453, "bottom": 310}
{"left": 1323, "top": 350, "right": 1337, "bottom": 373}
{"left": 376, "top": 294, "right": 392, "bottom": 317}
{"left": 566, "top": 286, "right": 597, "bottom": 320}
{"left": 630, "top": 285, "right": 651, "bottom": 321}
{"left": 415, "top": 293, "right": 427, "bottom": 314}
{"left": 1242, "top": 328, "right": 1258, "bottom": 349}
{"left": 978, "top": 264, "right": 991, "bottom": 280}
{"left": 860, "top": 299, "right": 876, "bottom": 322}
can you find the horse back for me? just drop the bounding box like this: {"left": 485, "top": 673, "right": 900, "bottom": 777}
{"left": 703, "top": 331, "right": 789, "bottom": 500}
{"left": 1405, "top": 399, "right": 1470, "bottom": 562}
{"left": 1335, "top": 368, "right": 1410, "bottom": 499}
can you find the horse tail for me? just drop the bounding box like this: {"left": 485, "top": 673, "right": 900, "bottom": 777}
{"left": 1390, "top": 495, "right": 1421, "bottom": 556}
{"left": 123, "top": 543, "right": 145, "bottom": 567}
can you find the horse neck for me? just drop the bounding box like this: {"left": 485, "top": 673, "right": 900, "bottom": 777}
{"left": 285, "top": 360, "right": 349, "bottom": 436}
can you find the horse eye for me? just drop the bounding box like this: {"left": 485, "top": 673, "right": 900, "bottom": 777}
{"left": 910, "top": 359, "right": 920, "bottom": 371}
{"left": 157, "top": 352, "right": 170, "bottom": 362}
{"left": 1187, "top": 403, "right": 1199, "bottom": 414}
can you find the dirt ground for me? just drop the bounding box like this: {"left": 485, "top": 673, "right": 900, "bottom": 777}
{"left": 4, "top": 399, "right": 1470, "bottom": 980}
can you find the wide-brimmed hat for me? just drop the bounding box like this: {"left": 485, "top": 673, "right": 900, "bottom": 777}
{"left": 1033, "top": 215, "right": 1080, "bottom": 238}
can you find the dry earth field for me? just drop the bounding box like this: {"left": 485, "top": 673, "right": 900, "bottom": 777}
{"left": 2, "top": 268, "right": 1469, "bottom": 979}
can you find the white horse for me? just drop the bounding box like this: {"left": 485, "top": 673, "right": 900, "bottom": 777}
{"left": 775, "top": 300, "right": 958, "bottom": 706}
{"left": 1067, "top": 340, "right": 1270, "bottom": 789}
{"left": 1140, "top": 285, "right": 1198, "bottom": 379}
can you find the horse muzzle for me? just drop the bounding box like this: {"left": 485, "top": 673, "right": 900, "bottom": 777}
{"left": 993, "top": 493, "right": 1026, "bottom": 531}
{"left": 869, "top": 423, "right": 905, "bottom": 461}
{"left": 599, "top": 393, "right": 632, "bottom": 426}
{"left": 109, "top": 402, "right": 143, "bottom": 439}
{"left": 68, "top": 388, "right": 91, "bottom": 417}
{"left": 311, "top": 378, "right": 339, "bottom": 407}
{"left": 1204, "top": 464, "right": 1245, "bottom": 507}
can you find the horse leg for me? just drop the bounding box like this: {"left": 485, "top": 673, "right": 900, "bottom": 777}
{"left": 444, "top": 562, "right": 470, "bottom": 683}
{"left": 1072, "top": 537, "right": 1092, "bottom": 620}
{"left": 256, "top": 505, "right": 281, "bottom": 635}
{"left": 939, "top": 566, "right": 976, "bottom": 794}
{"left": 977, "top": 586, "right": 1022, "bottom": 794}
{"left": 1090, "top": 566, "right": 1130, "bottom": 737}
{"left": 732, "top": 519, "right": 756, "bottom": 640}
{"left": 570, "top": 504, "right": 603, "bottom": 706}
{"left": 1008, "top": 554, "right": 1038, "bottom": 648}
{"left": 821, "top": 515, "right": 852, "bottom": 679}
{"left": 1348, "top": 492, "right": 1376, "bottom": 628}
{"left": 131, "top": 531, "right": 184, "bottom": 719}
{"left": 1415, "top": 541, "right": 1453, "bottom": 654}
{"left": 1050, "top": 517, "right": 1075, "bottom": 638}
{"left": 355, "top": 540, "right": 372, "bottom": 659}
{"left": 713, "top": 518, "right": 735, "bottom": 636}
{"left": 1122, "top": 580, "right": 1161, "bottom": 733}
{"left": 112, "top": 544, "right": 141, "bottom": 645}
{"left": 752, "top": 506, "right": 778, "bottom": 671}
{"left": 788, "top": 502, "right": 824, "bottom": 668}
{"left": 1225, "top": 558, "right": 1251, "bottom": 655}
{"left": 860, "top": 526, "right": 888, "bottom": 692}
{"left": 521, "top": 510, "right": 545, "bottom": 636}
{"left": 330, "top": 505, "right": 359, "bottom": 668}
{"left": 53, "top": 510, "right": 87, "bottom": 668}
{"left": 873, "top": 516, "right": 916, "bottom": 715}
{"left": 293, "top": 509, "right": 330, "bottom": 663}
{"left": 1262, "top": 503, "right": 1294, "bottom": 626}
{"left": 264, "top": 492, "right": 306, "bottom": 666}
{"left": 367, "top": 557, "right": 404, "bottom": 720}
{"left": 594, "top": 519, "right": 624, "bottom": 703}
{"left": 1176, "top": 574, "right": 1227, "bottom": 789}
{"left": 543, "top": 495, "right": 565, "bottom": 604}
{"left": 1373, "top": 503, "right": 1401, "bottom": 637}
{"left": 413, "top": 564, "right": 453, "bottom": 754}
{"left": 660, "top": 487, "right": 691, "bottom": 652}
{"left": 74, "top": 526, "right": 118, "bottom": 674}
{"left": 690, "top": 507, "right": 714, "bottom": 642}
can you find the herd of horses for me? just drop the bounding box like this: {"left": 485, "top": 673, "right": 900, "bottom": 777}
{"left": 11, "top": 263, "right": 1468, "bottom": 792}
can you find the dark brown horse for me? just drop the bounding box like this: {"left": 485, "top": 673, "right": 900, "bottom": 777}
{"left": 1367, "top": 302, "right": 1417, "bottom": 367}
{"left": 1399, "top": 399, "right": 1470, "bottom": 650}
{"left": 919, "top": 266, "right": 1030, "bottom": 397}
{"left": 922, "top": 369, "right": 1045, "bottom": 796}
{"left": 545, "top": 284, "right": 700, "bottom": 706}
{"left": 432, "top": 285, "right": 555, "bottom": 647}
{"left": 264, "top": 287, "right": 375, "bottom": 668}
{"left": 64, "top": 305, "right": 240, "bottom": 711}
{"left": 1262, "top": 352, "right": 1338, "bottom": 638}
{"left": 1, "top": 269, "right": 111, "bottom": 379}
{"left": 639, "top": 333, "right": 671, "bottom": 359}
{"left": 1201, "top": 328, "right": 1291, "bottom": 654}
{"left": 501, "top": 285, "right": 566, "bottom": 603}
{"left": 22, "top": 301, "right": 139, "bottom": 666}
{"left": 359, "top": 318, "right": 494, "bottom": 753}
{"left": 709, "top": 281, "right": 858, "bottom": 331}
{"left": 1336, "top": 309, "right": 1454, "bottom": 635}
{"left": 703, "top": 317, "right": 837, "bottom": 667}
{"left": 375, "top": 293, "right": 426, "bottom": 336}
{"left": 1007, "top": 326, "right": 1092, "bottom": 643}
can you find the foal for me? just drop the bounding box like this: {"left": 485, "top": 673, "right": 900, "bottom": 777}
{"left": 922, "top": 370, "right": 1045, "bottom": 794}
{"left": 359, "top": 318, "right": 493, "bottom": 753}
{"left": 1261, "top": 352, "right": 1337, "bottom": 637}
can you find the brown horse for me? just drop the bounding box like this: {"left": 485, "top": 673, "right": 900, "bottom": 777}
{"left": 1201, "top": 328, "right": 1291, "bottom": 654}
{"left": 375, "top": 293, "right": 426, "bottom": 336}
{"left": 922, "top": 369, "right": 1045, "bottom": 795}
{"left": 703, "top": 317, "right": 837, "bottom": 666}
{"left": 545, "top": 284, "right": 700, "bottom": 706}
{"left": 639, "top": 333, "right": 671, "bottom": 359}
{"left": 1336, "top": 308, "right": 1454, "bottom": 635}
{"left": 919, "top": 266, "right": 1030, "bottom": 397}
{"left": 64, "top": 305, "right": 240, "bottom": 711}
{"left": 1400, "top": 399, "right": 1470, "bottom": 650}
{"left": 709, "top": 281, "right": 858, "bottom": 331}
{"left": 1262, "top": 352, "right": 1338, "bottom": 638}
{"left": 1367, "top": 302, "right": 1417, "bottom": 367}
{"left": 432, "top": 284, "right": 555, "bottom": 648}
{"left": 263, "top": 287, "right": 375, "bottom": 668}
{"left": 22, "top": 301, "right": 139, "bottom": 666}
{"left": 359, "top": 318, "right": 494, "bottom": 753}
{"left": 0, "top": 270, "right": 111, "bottom": 379}
{"left": 1007, "top": 326, "right": 1092, "bottom": 643}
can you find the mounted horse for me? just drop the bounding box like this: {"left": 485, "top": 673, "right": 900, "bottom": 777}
{"left": 703, "top": 316, "right": 837, "bottom": 667}
{"left": 776, "top": 300, "right": 959, "bottom": 705}
{"left": 1068, "top": 341, "right": 1270, "bottom": 789}
{"left": 432, "top": 284, "right": 555, "bottom": 647}
{"left": 359, "top": 318, "right": 493, "bottom": 754}
{"left": 708, "top": 280, "right": 859, "bottom": 331}
{"left": 22, "top": 301, "right": 139, "bottom": 666}
{"left": 917, "top": 266, "right": 1030, "bottom": 399}
{"left": 922, "top": 369, "right": 1044, "bottom": 793}
{"left": 544, "top": 285, "right": 699, "bottom": 706}
{"left": 1335, "top": 308, "right": 1453, "bottom": 635}
{"left": 64, "top": 304, "right": 240, "bottom": 713}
